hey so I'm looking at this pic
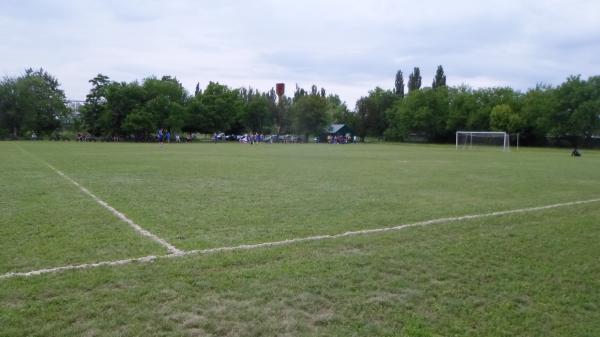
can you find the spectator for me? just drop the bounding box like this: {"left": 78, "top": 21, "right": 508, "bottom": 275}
{"left": 157, "top": 129, "right": 163, "bottom": 144}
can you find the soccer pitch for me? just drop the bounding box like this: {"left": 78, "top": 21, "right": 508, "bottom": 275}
{"left": 1, "top": 141, "right": 599, "bottom": 336}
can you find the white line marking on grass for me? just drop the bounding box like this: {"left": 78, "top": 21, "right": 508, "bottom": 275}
{"left": 14, "top": 144, "right": 183, "bottom": 255}
{"left": 188, "top": 197, "right": 600, "bottom": 255}
{"left": 0, "top": 255, "right": 160, "bottom": 279}
{"left": 2, "top": 197, "right": 599, "bottom": 280}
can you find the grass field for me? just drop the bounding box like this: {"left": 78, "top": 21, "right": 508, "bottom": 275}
{"left": 1, "top": 141, "right": 599, "bottom": 336}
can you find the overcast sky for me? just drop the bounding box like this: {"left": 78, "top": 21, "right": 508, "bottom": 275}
{"left": 1, "top": 0, "right": 599, "bottom": 106}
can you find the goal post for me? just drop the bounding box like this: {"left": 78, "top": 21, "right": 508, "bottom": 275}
{"left": 456, "top": 131, "right": 510, "bottom": 151}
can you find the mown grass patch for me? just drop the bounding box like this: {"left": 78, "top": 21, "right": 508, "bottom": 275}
{"left": 0, "top": 143, "right": 165, "bottom": 273}
{"left": 12, "top": 141, "right": 600, "bottom": 251}
{"left": 1, "top": 203, "right": 599, "bottom": 336}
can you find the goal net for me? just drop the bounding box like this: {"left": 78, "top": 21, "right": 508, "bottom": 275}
{"left": 456, "top": 131, "right": 510, "bottom": 151}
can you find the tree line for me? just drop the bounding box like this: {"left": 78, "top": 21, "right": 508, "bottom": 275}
{"left": 1, "top": 67, "right": 599, "bottom": 145}
{"left": 80, "top": 74, "right": 347, "bottom": 141}
{"left": 349, "top": 66, "right": 600, "bottom": 146}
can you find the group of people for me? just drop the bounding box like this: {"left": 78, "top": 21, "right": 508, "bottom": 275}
{"left": 157, "top": 129, "right": 170, "bottom": 143}
{"left": 326, "top": 135, "right": 355, "bottom": 144}
{"left": 157, "top": 129, "right": 184, "bottom": 143}
{"left": 239, "top": 133, "right": 265, "bottom": 144}
{"left": 76, "top": 133, "right": 96, "bottom": 142}
{"left": 208, "top": 133, "right": 358, "bottom": 144}
{"left": 212, "top": 133, "right": 268, "bottom": 144}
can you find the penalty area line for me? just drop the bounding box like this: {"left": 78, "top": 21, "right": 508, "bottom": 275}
{"left": 2, "top": 197, "right": 599, "bottom": 280}
{"left": 13, "top": 144, "right": 183, "bottom": 255}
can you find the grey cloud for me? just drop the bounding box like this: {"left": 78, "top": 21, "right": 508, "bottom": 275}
{"left": 1, "top": 0, "right": 599, "bottom": 105}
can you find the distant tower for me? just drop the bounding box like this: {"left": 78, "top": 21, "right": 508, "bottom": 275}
{"left": 276, "top": 83, "right": 285, "bottom": 102}
{"left": 275, "top": 83, "right": 285, "bottom": 134}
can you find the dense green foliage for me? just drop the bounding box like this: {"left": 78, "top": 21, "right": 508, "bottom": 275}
{"left": 432, "top": 65, "right": 447, "bottom": 89}
{"left": 291, "top": 94, "right": 331, "bottom": 139}
{"left": 1, "top": 67, "right": 599, "bottom": 145}
{"left": 394, "top": 70, "right": 405, "bottom": 98}
{"left": 384, "top": 73, "right": 600, "bottom": 145}
{"left": 356, "top": 88, "right": 396, "bottom": 141}
{"left": 407, "top": 67, "right": 422, "bottom": 92}
{"left": 78, "top": 76, "right": 341, "bottom": 139}
{"left": 0, "top": 69, "right": 67, "bottom": 138}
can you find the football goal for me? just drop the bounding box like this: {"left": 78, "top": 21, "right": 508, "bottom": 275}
{"left": 456, "top": 131, "right": 510, "bottom": 151}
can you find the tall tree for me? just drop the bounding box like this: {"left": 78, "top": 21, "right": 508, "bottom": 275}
{"left": 185, "top": 82, "right": 243, "bottom": 134}
{"left": 553, "top": 75, "right": 600, "bottom": 145}
{"left": 25, "top": 69, "right": 67, "bottom": 135}
{"left": 276, "top": 95, "right": 292, "bottom": 134}
{"left": 407, "top": 67, "right": 422, "bottom": 92}
{"left": 490, "top": 104, "right": 523, "bottom": 133}
{"left": 81, "top": 74, "right": 110, "bottom": 135}
{"left": 194, "top": 82, "right": 201, "bottom": 96}
{"left": 293, "top": 84, "right": 307, "bottom": 102}
{"left": 310, "top": 84, "right": 319, "bottom": 96}
{"left": 521, "top": 84, "right": 559, "bottom": 144}
{"left": 0, "top": 77, "right": 18, "bottom": 138}
{"left": 291, "top": 94, "right": 330, "bottom": 140}
{"left": 122, "top": 108, "right": 155, "bottom": 140}
{"left": 385, "top": 87, "right": 449, "bottom": 141}
{"left": 141, "top": 76, "right": 187, "bottom": 130}
{"left": 394, "top": 70, "right": 405, "bottom": 98}
{"left": 468, "top": 87, "right": 521, "bottom": 131}
{"left": 240, "top": 93, "right": 272, "bottom": 132}
{"left": 264, "top": 87, "right": 281, "bottom": 133}
{"left": 355, "top": 87, "right": 396, "bottom": 140}
{"left": 0, "top": 68, "right": 67, "bottom": 137}
{"left": 432, "top": 65, "right": 447, "bottom": 88}
{"left": 446, "top": 85, "right": 477, "bottom": 133}
{"left": 102, "top": 81, "right": 145, "bottom": 136}
{"left": 327, "top": 94, "right": 353, "bottom": 125}
{"left": 354, "top": 97, "right": 369, "bottom": 141}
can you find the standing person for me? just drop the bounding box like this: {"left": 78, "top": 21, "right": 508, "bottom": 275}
{"left": 175, "top": 134, "right": 181, "bottom": 143}
{"left": 157, "top": 128, "right": 163, "bottom": 144}
{"left": 166, "top": 130, "right": 171, "bottom": 143}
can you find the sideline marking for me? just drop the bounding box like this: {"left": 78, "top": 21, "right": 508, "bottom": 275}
{"left": 2, "top": 197, "right": 599, "bottom": 280}
{"left": 14, "top": 144, "right": 183, "bottom": 255}
{"left": 1, "top": 256, "right": 160, "bottom": 279}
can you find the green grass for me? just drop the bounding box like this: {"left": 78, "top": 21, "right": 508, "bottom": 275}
{"left": 0, "top": 144, "right": 164, "bottom": 273}
{"left": 8, "top": 141, "right": 600, "bottom": 252}
{"left": 1, "top": 141, "right": 599, "bottom": 336}
{"left": 2, "top": 203, "right": 599, "bottom": 337}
